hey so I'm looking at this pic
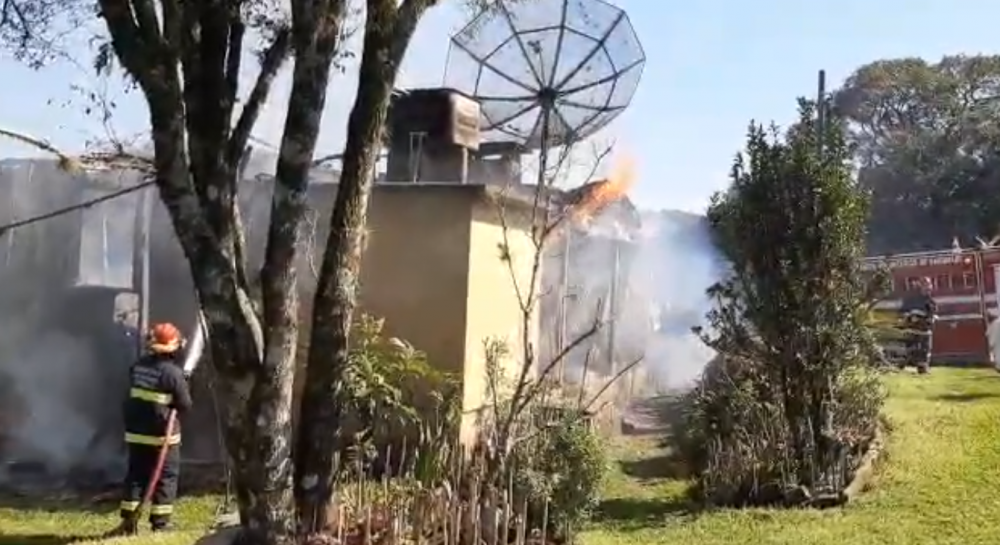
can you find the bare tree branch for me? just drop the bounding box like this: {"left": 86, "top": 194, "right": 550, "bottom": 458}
{"left": 226, "top": 26, "right": 292, "bottom": 167}
{"left": 515, "top": 309, "right": 603, "bottom": 416}
{"left": 0, "top": 127, "right": 83, "bottom": 173}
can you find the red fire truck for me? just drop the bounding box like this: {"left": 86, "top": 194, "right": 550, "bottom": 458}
{"left": 863, "top": 247, "right": 1000, "bottom": 363}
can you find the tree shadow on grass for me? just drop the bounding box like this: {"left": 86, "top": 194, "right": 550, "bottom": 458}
{"left": 593, "top": 496, "right": 701, "bottom": 530}
{"left": 618, "top": 452, "right": 691, "bottom": 481}
{"left": 0, "top": 534, "right": 98, "bottom": 545}
{"left": 929, "top": 392, "right": 1000, "bottom": 403}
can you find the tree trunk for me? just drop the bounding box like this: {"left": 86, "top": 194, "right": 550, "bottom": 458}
{"left": 295, "top": 0, "right": 437, "bottom": 532}
{"left": 110, "top": 6, "right": 297, "bottom": 540}
{"left": 147, "top": 103, "right": 293, "bottom": 543}
{"left": 236, "top": 13, "right": 345, "bottom": 543}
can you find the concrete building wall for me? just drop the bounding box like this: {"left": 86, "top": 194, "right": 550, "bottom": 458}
{"left": 460, "top": 200, "right": 539, "bottom": 441}
{"left": 290, "top": 183, "right": 538, "bottom": 447}
{"left": 357, "top": 186, "right": 538, "bottom": 445}
{"left": 357, "top": 186, "right": 474, "bottom": 376}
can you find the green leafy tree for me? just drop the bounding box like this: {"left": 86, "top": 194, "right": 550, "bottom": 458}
{"left": 1, "top": 0, "right": 441, "bottom": 542}
{"left": 834, "top": 55, "right": 1000, "bottom": 252}
{"left": 693, "top": 99, "right": 884, "bottom": 504}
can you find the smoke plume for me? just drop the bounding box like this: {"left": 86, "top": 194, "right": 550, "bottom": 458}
{"left": 1, "top": 331, "right": 122, "bottom": 474}
{"left": 631, "top": 210, "right": 722, "bottom": 390}
{"left": 0, "top": 161, "right": 136, "bottom": 487}
{"left": 555, "top": 207, "right": 723, "bottom": 394}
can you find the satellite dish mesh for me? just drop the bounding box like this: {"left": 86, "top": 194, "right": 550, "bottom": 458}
{"left": 445, "top": 0, "right": 645, "bottom": 149}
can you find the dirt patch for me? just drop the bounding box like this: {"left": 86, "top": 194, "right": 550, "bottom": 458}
{"left": 620, "top": 392, "right": 688, "bottom": 436}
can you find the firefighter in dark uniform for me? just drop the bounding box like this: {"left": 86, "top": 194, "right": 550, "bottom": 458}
{"left": 899, "top": 278, "right": 938, "bottom": 374}
{"left": 111, "top": 322, "right": 192, "bottom": 535}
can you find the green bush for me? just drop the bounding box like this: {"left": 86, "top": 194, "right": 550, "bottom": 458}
{"left": 472, "top": 338, "right": 608, "bottom": 540}
{"left": 684, "top": 98, "right": 886, "bottom": 507}
{"left": 677, "top": 354, "right": 885, "bottom": 506}
{"left": 510, "top": 414, "right": 608, "bottom": 539}
{"left": 335, "top": 314, "right": 461, "bottom": 481}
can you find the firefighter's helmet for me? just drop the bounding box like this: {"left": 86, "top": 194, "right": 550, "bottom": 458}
{"left": 148, "top": 322, "right": 183, "bottom": 354}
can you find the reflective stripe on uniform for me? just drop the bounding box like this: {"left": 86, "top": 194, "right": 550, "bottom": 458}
{"left": 124, "top": 433, "right": 181, "bottom": 446}
{"left": 149, "top": 504, "right": 173, "bottom": 515}
{"left": 130, "top": 387, "right": 172, "bottom": 404}
{"left": 120, "top": 501, "right": 140, "bottom": 511}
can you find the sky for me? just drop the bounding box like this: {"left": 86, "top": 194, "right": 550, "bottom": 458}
{"left": 0, "top": 0, "right": 999, "bottom": 213}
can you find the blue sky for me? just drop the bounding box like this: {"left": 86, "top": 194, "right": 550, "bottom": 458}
{"left": 0, "top": 0, "right": 998, "bottom": 213}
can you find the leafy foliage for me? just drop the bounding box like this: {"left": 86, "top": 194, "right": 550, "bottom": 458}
{"left": 334, "top": 314, "right": 461, "bottom": 482}
{"left": 686, "top": 99, "right": 885, "bottom": 506}
{"left": 470, "top": 337, "right": 610, "bottom": 542}
{"left": 509, "top": 416, "right": 607, "bottom": 538}
{"left": 834, "top": 55, "right": 1000, "bottom": 252}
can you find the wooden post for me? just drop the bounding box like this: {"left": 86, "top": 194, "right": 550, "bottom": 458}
{"left": 607, "top": 238, "right": 621, "bottom": 397}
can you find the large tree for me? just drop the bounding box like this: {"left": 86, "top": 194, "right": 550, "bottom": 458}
{"left": 1, "top": 0, "right": 439, "bottom": 543}
{"left": 834, "top": 55, "right": 1000, "bottom": 253}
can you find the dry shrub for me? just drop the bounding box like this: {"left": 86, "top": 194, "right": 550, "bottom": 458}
{"left": 306, "top": 424, "right": 604, "bottom": 545}
{"left": 676, "top": 355, "right": 885, "bottom": 506}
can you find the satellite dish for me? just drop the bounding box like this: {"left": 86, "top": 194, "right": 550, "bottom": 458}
{"left": 445, "top": 0, "right": 645, "bottom": 149}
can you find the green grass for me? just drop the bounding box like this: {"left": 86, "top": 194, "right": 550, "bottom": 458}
{"left": 582, "top": 367, "right": 1000, "bottom": 545}
{"left": 4, "top": 368, "right": 1000, "bottom": 544}
{"left": 0, "top": 495, "right": 221, "bottom": 544}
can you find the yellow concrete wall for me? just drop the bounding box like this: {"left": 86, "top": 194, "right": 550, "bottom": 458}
{"left": 290, "top": 185, "right": 474, "bottom": 437}
{"left": 357, "top": 186, "right": 474, "bottom": 374}
{"left": 460, "top": 198, "right": 539, "bottom": 442}
{"left": 290, "top": 184, "right": 537, "bottom": 447}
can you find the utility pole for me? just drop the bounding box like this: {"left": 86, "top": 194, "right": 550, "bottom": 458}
{"left": 606, "top": 238, "right": 621, "bottom": 380}
{"left": 134, "top": 186, "right": 152, "bottom": 357}
{"left": 557, "top": 230, "right": 571, "bottom": 386}
{"left": 816, "top": 69, "right": 827, "bottom": 159}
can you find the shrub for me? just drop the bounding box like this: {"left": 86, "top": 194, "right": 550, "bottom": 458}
{"left": 334, "top": 314, "right": 461, "bottom": 481}
{"left": 678, "top": 355, "right": 884, "bottom": 506}
{"left": 685, "top": 98, "right": 886, "bottom": 506}
{"left": 510, "top": 414, "right": 608, "bottom": 539}
{"left": 467, "top": 337, "right": 610, "bottom": 542}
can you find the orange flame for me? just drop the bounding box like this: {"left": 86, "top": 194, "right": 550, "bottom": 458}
{"left": 570, "top": 154, "right": 635, "bottom": 226}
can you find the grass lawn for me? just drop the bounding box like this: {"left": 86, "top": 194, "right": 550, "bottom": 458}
{"left": 0, "top": 495, "right": 220, "bottom": 544}
{"left": 583, "top": 367, "right": 1000, "bottom": 545}
{"left": 3, "top": 368, "right": 1000, "bottom": 544}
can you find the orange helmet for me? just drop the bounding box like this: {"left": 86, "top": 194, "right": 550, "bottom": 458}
{"left": 147, "top": 322, "right": 182, "bottom": 354}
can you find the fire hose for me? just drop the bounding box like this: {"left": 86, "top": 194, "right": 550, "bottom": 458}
{"left": 128, "top": 312, "right": 208, "bottom": 527}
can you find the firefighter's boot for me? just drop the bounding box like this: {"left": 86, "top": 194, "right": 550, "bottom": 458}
{"left": 104, "top": 517, "right": 139, "bottom": 538}
{"left": 151, "top": 521, "right": 174, "bottom": 533}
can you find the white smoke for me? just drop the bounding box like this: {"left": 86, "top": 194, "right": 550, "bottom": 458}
{"left": 1, "top": 331, "right": 112, "bottom": 472}
{"left": 547, "top": 205, "right": 723, "bottom": 395}
{"left": 0, "top": 161, "right": 134, "bottom": 485}
{"left": 629, "top": 211, "right": 721, "bottom": 390}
